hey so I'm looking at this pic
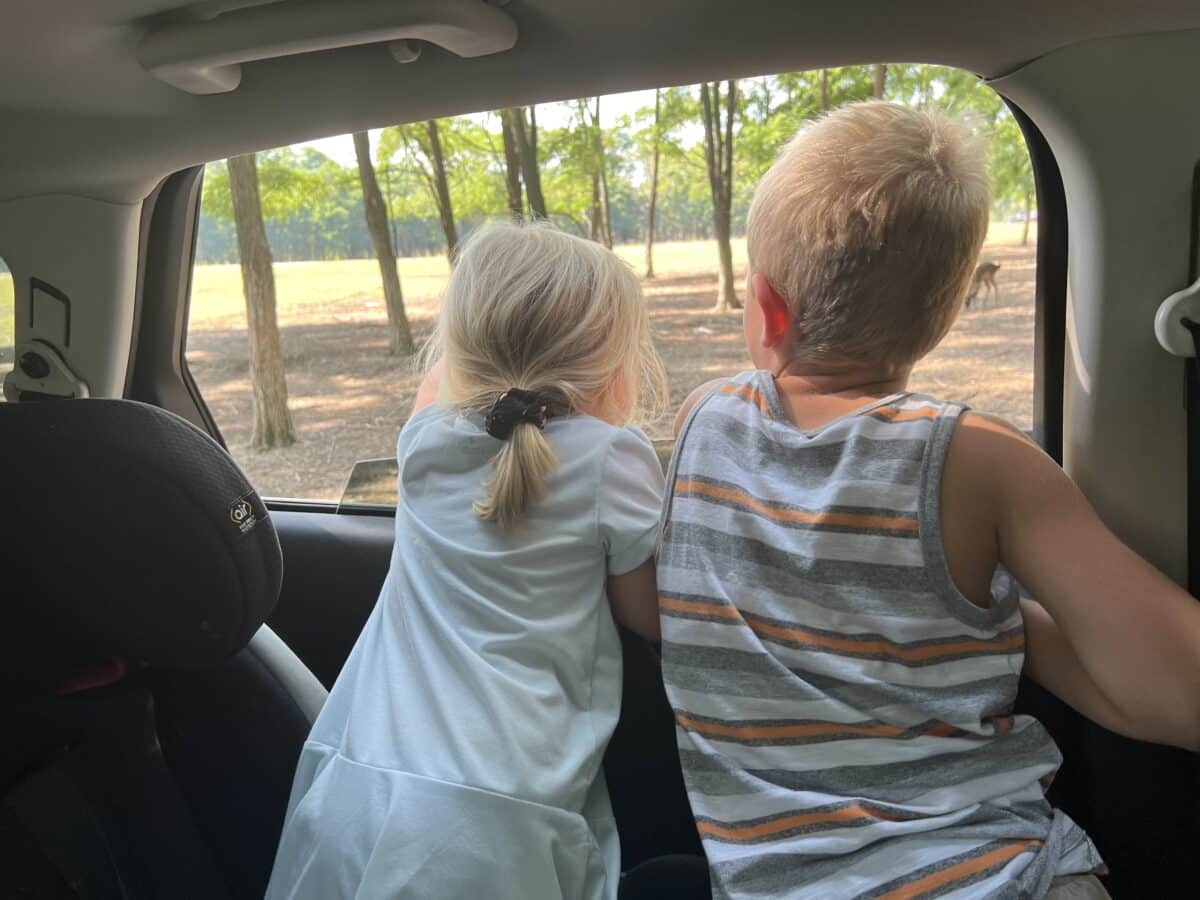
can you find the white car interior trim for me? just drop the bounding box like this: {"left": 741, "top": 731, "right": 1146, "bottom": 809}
{"left": 993, "top": 27, "right": 1200, "bottom": 583}
{"left": 0, "top": 195, "right": 141, "bottom": 402}
{"left": 5, "top": 1, "right": 1200, "bottom": 203}
{"left": 138, "top": 0, "right": 518, "bottom": 95}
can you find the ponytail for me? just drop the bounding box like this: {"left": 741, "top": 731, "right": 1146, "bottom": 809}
{"left": 474, "top": 422, "right": 558, "bottom": 527}
{"left": 432, "top": 220, "right": 666, "bottom": 526}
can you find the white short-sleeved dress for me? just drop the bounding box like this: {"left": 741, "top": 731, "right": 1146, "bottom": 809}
{"left": 266, "top": 404, "right": 665, "bottom": 900}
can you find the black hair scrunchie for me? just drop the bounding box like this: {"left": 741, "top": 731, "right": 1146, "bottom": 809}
{"left": 484, "top": 389, "right": 557, "bottom": 441}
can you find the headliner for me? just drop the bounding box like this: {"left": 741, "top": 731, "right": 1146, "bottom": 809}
{"left": 1, "top": 0, "right": 1198, "bottom": 202}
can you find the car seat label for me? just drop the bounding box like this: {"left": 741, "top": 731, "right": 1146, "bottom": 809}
{"left": 229, "top": 496, "right": 258, "bottom": 534}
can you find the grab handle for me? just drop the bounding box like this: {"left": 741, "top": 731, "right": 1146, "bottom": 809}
{"left": 1155, "top": 276, "right": 1200, "bottom": 357}
{"left": 138, "top": 0, "right": 518, "bottom": 94}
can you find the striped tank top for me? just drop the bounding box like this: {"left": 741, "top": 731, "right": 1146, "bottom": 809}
{"left": 658, "top": 371, "right": 1102, "bottom": 899}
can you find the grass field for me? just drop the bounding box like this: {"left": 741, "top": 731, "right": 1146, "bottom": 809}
{"left": 1, "top": 272, "right": 13, "bottom": 376}
{"left": 0, "top": 222, "right": 1037, "bottom": 501}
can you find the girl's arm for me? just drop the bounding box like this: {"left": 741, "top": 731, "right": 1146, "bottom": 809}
{"left": 608, "top": 558, "right": 660, "bottom": 642}
{"left": 412, "top": 359, "right": 443, "bottom": 416}
{"left": 957, "top": 414, "right": 1200, "bottom": 750}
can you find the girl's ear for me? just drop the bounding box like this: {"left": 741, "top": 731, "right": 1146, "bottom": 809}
{"left": 751, "top": 273, "right": 792, "bottom": 348}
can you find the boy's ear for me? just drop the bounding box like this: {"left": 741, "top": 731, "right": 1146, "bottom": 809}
{"left": 751, "top": 273, "right": 791, "bottom": 348}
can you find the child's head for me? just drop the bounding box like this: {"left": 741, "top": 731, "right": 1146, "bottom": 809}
{"left": 429, "top": 220, "right": 665, "bottom": 526}
{"left": 745, "top": 100, "right": 990, "bottom": 373}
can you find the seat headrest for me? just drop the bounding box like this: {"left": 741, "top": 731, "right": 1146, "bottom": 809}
{"left": 1, "top": 399, "right": 282, "bottom": 687}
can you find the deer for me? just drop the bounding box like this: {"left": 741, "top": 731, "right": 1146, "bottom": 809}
{"left": 965, "top": 261, "right": 1000, "bottom": 309}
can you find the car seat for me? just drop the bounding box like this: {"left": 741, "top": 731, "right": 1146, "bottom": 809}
{"left": 0, "top": 398, "right": 326, "bottom": 899}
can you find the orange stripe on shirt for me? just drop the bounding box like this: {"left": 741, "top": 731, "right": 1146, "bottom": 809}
{"left": 742, "top": 614, "right": 1025, "bottom": 664}
{"left": 659, "top": 595, "right": 1024, "bottom": 665}
{"left": 718, "top": 382, "right": 771, "bottom": 414}
{"left": 875, "top": 839, "right": 1041, "bottom": 900}
{"left": 873, "top": 405, "right": 940, "bottom": 423}
{"left": 696, "top": 802, "right": 911, "bottom": 842}
{"left": 674, "top": 479, "right": 919, "bottom": 534}
{"left": 659, "top": 596, "right": 742, "bottom": 621}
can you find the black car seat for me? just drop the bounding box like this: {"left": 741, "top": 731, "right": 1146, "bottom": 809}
{"left": 0, "top": 398, "right": 326, "bottom": 899}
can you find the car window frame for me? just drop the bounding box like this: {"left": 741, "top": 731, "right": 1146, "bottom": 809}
{"left": 129, "top": 98, "right": 1067, "bottom": 515}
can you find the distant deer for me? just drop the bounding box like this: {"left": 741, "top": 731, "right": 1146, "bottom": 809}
{"left": 965, "top": 261, "right": 1000, "bottom": 309}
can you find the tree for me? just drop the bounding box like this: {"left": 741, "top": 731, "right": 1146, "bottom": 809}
{"left": 352, "top": 132, "right": 414, "bottom": 355}
{"left": 590, "top": 98, "right": 614, "bottom": 248}
{"left": 380, "top": 119, "right": 459, "bottom": 261}
{"left": 820, "top": 69, "right": 829, "bottom": 112}
{"left": 873, "top": 63, "right": 888, "bottom": 98}
{"left": 226, "top": 153, "right": 297, "bottom": 449}
{"left": 989, "top": 111, "right": 1036, "bottom": 245}
{"left": 572, "top": 98, "right": 614, "bottom": 247}
{"left": 499, "top": 109, "right": 524, "bottom": 217}
{"left": 425, "top": 120, "right": 458, "bottom": 259}
{"left": 645, "top": 89, "right": 661, "bottom": 278}
{"left": 510, "top": 106, "right": 546, "bottom": 218}
{"left": 700, "top": 80, "right": 741, "bottom": 311}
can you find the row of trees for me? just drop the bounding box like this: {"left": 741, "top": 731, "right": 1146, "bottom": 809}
{"left": 205, "top": 64, "right": 1035, "bottom": 448}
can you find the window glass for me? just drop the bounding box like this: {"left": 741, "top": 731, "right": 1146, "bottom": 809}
{"left": 186, "top": 64, "right": 1037, "bottom": 504}
{"left": 0, "top": 257, "right": 12, "bottom": 399}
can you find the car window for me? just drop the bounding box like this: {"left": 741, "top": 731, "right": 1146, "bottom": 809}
{"left": 0, "top": 256, "right": 12, "bottom": 400}
{"left": 184, "top": 64, "right": 1037, "bottom": 505}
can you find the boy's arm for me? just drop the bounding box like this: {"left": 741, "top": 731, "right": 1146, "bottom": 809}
{"left": 608, "top": 558, "right": 660, "bottom": 642}
{"left": 674, "top": 378, "right": 727, "bottom": 436}
{"left": 960, "top": 414, "right": 1200, "bottom": 750}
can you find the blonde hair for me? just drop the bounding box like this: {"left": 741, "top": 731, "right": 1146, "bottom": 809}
{"left": 426, "top": 220, "right": 666, "bottom": 527}
{"left": 746, "top": 100, "right": 990, "bottom": 369}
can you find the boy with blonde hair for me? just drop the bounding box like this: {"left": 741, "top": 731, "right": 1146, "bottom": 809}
{"left": 658, "top": 101, "right": 1200, "bottom": 899}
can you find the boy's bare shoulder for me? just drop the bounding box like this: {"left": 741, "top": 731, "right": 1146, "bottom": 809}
{"left": 951, "top": 411, "right": 1042, "bottom": 459}
{"left": 673, "top": 377, "right": 730, "bottom": 437}
{"left": 944, "top": 410, "right": 1061, "bottom": 511}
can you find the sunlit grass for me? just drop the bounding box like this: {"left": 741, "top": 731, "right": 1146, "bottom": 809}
{"left": 188, "top": 221, "right": 1034, "bottom": 333}
{"left": 1, "top": 273, "right": 13, "bottom": 370}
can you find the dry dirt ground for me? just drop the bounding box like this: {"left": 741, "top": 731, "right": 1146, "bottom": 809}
{"left": 186, "top": 236, "right": 1036, "bottom": 501}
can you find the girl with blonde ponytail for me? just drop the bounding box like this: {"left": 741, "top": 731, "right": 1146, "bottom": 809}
{"left": 269, "top": 221, "right": 669, "bottom": 900}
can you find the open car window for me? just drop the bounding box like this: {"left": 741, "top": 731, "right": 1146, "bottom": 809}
{"left": 0, "top": 256, "right": 12, "bottom": 399}
{"left": 182, "top": 65, "right": 1038, "bottom": 508}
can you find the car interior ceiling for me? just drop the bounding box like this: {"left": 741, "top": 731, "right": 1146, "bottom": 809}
{"left": 3, "top": 1, "right": 1200, "bottom": 898}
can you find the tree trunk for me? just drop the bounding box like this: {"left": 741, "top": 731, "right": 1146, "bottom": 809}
{"left": 352, "top": 131, "right": 413, "bottom": 356}
{"left": 598, "top": 155, "right": 613, "bottom": 248}
{"left": 592, "top": 97, "right": 614, "bottom": 249}
{"left": 1022, "top": 189, "right": 1033, "bottom": 246}
{"left": 820, "top": 69, "right": 829, "bottom": 112}
{"left": 425, "top": 120, "right": 458, "bottom": 261}
{"left": 700, "top": 81, "right": 741, "bottom": 311}
{"left": 499, "top": 109, "right": 524, "bottom": 217}
{"left": 873, "top": 63, "right": 887, "bottom": 99}
{"left": 645, "top": 88, "right": 661, "bottom": 279}
{"left": 227, "top": 153, "right": 297, "bottom": 449}
{"left": 589, "top": 172, "right": 603, "bottom": 243}
{"left": 512, "top": 107, "right": 546, "bottom": 218}
{"left": 381, "top": 161, "right": 399, "bottom": 256}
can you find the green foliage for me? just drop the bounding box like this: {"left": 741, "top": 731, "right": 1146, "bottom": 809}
{"left": 988, "top": 109, "right": 1035, "bottom": 213}
{"left": 377, "top": 118, "right": 507, "bottom": 223}
{"left": 196, "top": 64, "right": 1036, "bottom": 263}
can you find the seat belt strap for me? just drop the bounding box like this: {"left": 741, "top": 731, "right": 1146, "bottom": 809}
{"left": 3, "top": 766, "right": 128, "bottom": 900}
